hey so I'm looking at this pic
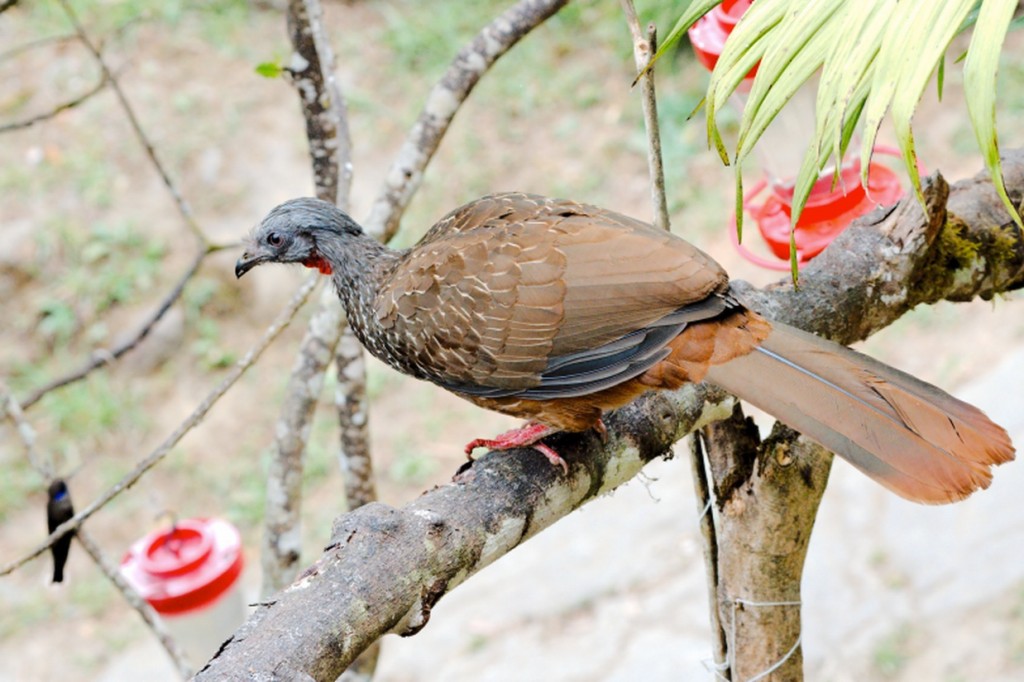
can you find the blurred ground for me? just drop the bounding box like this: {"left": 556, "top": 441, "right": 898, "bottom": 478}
{"left": 1, "top": 1, "right": 1022, "bottom": 680}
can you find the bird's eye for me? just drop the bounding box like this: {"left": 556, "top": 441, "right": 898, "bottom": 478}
{"left": 267, "top": 232, "right": 283, "bottom": 247}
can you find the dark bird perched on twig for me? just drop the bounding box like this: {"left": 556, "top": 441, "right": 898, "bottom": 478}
{"left": 236, "top": 193, "right": 1014, "bottom": 504}
{"left": 46, "top": 479, "right": 74, "bottom": 583}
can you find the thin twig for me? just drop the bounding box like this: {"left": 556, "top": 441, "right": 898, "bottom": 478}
{"left": 55, "top": 0, "right": 207, "bottom": 244}
{"left": 0, "top": 381, "right": 52, "bottom": 479}
{"left": 76, "top": 529, "right": 194, "bottom": 679}
{"left": 0, "top": 72, "right": 109, "bottom": 133}
{"left": 1, "top": 383, "right": 193, "bottom": 678}
{"left": 0, "top": 33, "right": 78, "bottom": 63}
{"left": 620, "top": 1, "right": 669, "bottom": 231}
{"left": 0, "top": 275, "right": 319, "bottom": 577}
{"left": 19, "top": 247, "right": 208, "bottom": 410}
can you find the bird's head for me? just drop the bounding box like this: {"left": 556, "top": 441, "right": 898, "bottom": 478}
{"left": 48, "top": 479, "right": 68, "bottom": 502}
{"left": 235, "top": 197, "right": 363, "bottom": 278}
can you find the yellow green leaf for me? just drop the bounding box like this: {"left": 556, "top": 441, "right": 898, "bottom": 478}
{"left": 964, "top": 0, "right": 1022, "bottom": 227}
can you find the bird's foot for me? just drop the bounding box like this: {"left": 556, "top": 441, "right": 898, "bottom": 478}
{"left": 593, "top": 418, "right": 608, "bottom": 443}
{"left": 465, "top": 422, "right": 567, "bottom": 473}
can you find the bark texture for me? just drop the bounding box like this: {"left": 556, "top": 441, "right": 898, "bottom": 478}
{"left": 261, "top": 0, "right": 353, "bottom": 597}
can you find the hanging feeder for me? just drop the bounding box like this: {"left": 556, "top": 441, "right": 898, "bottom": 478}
{"left": 689, "top": 0, "right": 907, "bottom": 270}
{"left": 120, "top": 517, "right": 246, "bottom": 667}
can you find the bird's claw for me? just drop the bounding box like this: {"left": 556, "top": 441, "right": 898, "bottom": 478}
{"left": 464, "top": 422, "right": 568, "bottom": 473}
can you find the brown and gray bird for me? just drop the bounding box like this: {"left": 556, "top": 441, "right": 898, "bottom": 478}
{"left": 46, "top": 478, "right": 74, "bottom": 583}
{"left": 235, "top": 193, "right": 1014, "bottom": 504}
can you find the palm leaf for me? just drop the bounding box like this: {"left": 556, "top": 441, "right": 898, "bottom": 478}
{"left": 664, "top": 0, "right": 1023, "bottom": 268}
{"left": 964, "top": 0, "right": 1021, "bottom": 227}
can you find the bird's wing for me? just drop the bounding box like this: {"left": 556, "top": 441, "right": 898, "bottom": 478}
{"left": 375, "top": 194, "right": 730, "bottom": 394}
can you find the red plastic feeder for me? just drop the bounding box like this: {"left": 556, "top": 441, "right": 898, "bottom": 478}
{"left": 121, "top": 517, "right": 243, "bottom": 615}
{"left": 121, "top": 518, "right": 245, "bottom": 665}
{"left": 732, "top": 152, "right": 906, "bottom": 270}
{"left": 689, "top": 0, "right": 756, "bottom": 77}
{"left": 687, "top": 2, "right": 908, "bottom": 269}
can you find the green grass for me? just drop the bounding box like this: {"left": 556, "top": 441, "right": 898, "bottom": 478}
{"left": 873, "top": 626, "right": 913, "bottom": 678}
{"left": 0, "top": 458, "right": 40, "bottom": 524}
{"left": 35, "top": 374, "right": 147, "bottom": 461}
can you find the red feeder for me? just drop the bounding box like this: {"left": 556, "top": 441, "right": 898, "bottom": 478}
{"left": 732, "top": 152, "right": 906, "bottom": 270}
{"left": 689, "top": 0, "right": 756, "bottom": 77}
{"left": 121, "top": 518, "right": 246, "bottom": 666}
{"left": 689, "top": 1, "right": 909, "bottom": 269}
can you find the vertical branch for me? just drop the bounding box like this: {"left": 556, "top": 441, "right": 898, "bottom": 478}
{"left": 261, "top": 282, "right": 344, "bottom": 597}
{"left": 335, "top": 327, "right": 378, "bottom": 682}
{"left": 261, "top": 0, "right": 355, "bottom": 598}
{"left": 334, "top": 330, "right": 376, "bottom": 509}
{"left": 287, "top": 0, "right": 353, "bottom": 207}
{"left": 620, "top": 1, "right": 669, "bottom": 231}
{"left": 702, "top": 411, "right": 833, "bottom": 681}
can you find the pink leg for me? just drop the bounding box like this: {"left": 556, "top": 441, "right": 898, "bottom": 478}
{"left": 465, "top": 422, "right": 568, "bottom": 473}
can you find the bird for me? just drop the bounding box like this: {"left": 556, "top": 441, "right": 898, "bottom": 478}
{"left": 46, "top": 478, "right": 75, "bottom": 583}
{"left": 235, "top": 192, "right": 1014, "bottom": 504}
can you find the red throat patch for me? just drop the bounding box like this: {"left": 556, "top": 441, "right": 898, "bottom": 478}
{"left": 302, "top": 254, "right": 333, "bottom": 276}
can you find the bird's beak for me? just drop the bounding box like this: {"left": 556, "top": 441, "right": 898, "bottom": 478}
{"left": 235, "top": 251, "right": 261, "bottom": 279}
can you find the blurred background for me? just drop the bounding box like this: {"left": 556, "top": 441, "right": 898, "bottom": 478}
{"left": 1, "top": 1, "right": 1023, "bottom": 680}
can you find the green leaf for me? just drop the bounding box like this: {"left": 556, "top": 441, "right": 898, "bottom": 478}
{"left": 858, "top": 2, "right": 935, "bottom": 189}
{"left": 664, "top": 0, "right": 1020, "bottom": 274}
{"left": 888, "top": 0, "right": 975, "bottom": 206}
{"left": 706, "top": 0, "right": 787, "bottom": 163}
{"left": 732, "top": 0, "right": 840, "bottom": 168}
{"left": 255, "top": 61, "right": 283, "bottom": 79}
{"left": 642, "top": 0, "right": 723, "bottom": 81}
{"left": 964, "top": 0, "right": 1022, "bottom": 227}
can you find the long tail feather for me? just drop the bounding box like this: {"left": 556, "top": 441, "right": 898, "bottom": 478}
{"left": 705, "top": 322, "right": 1015, "bottom": 504}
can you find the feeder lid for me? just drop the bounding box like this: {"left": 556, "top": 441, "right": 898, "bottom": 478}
{"left": 120, "top": 518, "right": 243, "bottom": 615}
{"left": 689, "top": 0, "right": 756, "bottom": 75}
{"left": 734, "top": 159, "right": 905, "bottom": 270}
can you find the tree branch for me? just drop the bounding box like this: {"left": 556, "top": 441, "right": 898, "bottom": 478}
{"left": 334, "top": 328, "right": 375, "bottom": 509}
{"left": 285, "top": 0, "right": 353, "bottom": 207}
{"left": 19, "top": 247, "right": 209, "bottom": 410}
{"left": 56, "top": 0, "right": 208, "bottom": 244}
{"left": 261, "top": 0, "right": 355, "bottom": 597}
{"left": 0, "top": 275, "right": 318, "bottom": 578}
{"left": 198, "top": 153, "right": 1024, "bottom": 679}
{"left": 197, "top": 384, "right": 730, "bottom": 680}
{"left": 0, "top": 71, "right": 109, "bottom": 134}
{"left": 619, "top": 1, "right": 668, "bottom": 231}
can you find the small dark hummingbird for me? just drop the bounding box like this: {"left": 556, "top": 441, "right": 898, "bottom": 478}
{"left": 46, "top": 479, "right": 75, "bottom": 583}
